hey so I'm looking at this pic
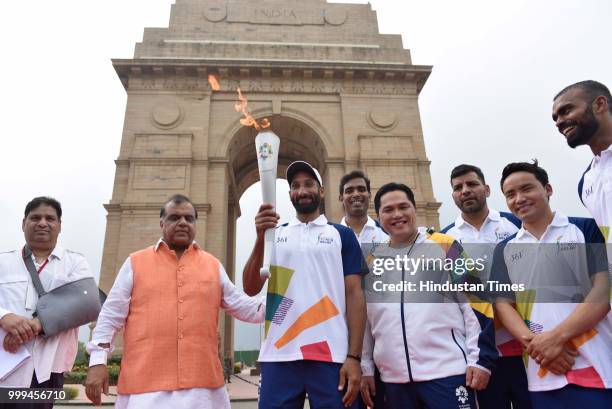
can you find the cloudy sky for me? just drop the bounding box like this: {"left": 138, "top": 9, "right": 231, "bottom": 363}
{"left": 1, "top": 0, "right": 609, "bottom": 348}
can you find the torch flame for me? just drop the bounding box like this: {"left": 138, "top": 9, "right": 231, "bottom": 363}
{"left": 207, "top": 74, "right": 221, "bottom": 91}
{"left": 208, "top": 72, "right": 270, "bottom": 131}
{"left": 234, "top": 87, "right": 270, "bottom": 131}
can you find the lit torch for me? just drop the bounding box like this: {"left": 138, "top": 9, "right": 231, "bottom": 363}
{"left": 254, "top": 131, "right": 279, "bottom": 279}
{"left": 209, "top": 74, "right": 279, "bottom": 278}
{"left": 233, "top": 88, "right": 278, "bottom": 279}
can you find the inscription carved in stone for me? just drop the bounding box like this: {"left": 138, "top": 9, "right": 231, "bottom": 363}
{"left": 132, "top": 165, "right": 187, "bottom": 190}
{"left": 132, "top": 134, "right": 193, "bottom": 157}
{"left": 227, "top": 3, "right": 324, "bottom": 25}
{"left": 130, "top": 75, "right": 413, "bottom": 95}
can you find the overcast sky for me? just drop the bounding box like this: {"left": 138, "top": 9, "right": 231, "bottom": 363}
{"left": 1, "top": 0, "right": 609, "bottom": 348}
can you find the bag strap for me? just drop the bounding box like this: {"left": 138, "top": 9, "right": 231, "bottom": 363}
{"left": 22, "top": 246, "right": 47, "bottom": 297}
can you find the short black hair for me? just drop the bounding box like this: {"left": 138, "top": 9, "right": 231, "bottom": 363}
{"left": 339, "top": 170, "right": 371, "bottom": 195}
{"left": 500, "top": 160, "right": 549, "bottom": 191}
{"left": 554, "top": 80, "right": 612, "bottom": 114}
{"left": 160, "top": 194, "right": 198, "bottom": 219}
{"left": 24, "top": 197, "right": 62, "bottom": 220}
{"left": 450, "top": 164, "right": 486, "bottom": 184}
{"left": 374, "top": 182, "right": 416, "bottom": 215}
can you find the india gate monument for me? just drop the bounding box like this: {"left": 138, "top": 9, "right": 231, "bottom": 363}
{"left": 99, "top": 0, "right": 440, "bottom": 356}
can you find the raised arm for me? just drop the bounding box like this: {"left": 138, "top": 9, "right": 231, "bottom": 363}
{"left": 242, "top": 203, "right": 278, "bottom": 296}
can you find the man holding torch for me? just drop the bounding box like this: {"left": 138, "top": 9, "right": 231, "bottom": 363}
{"left": 243, "top": 161, "right": 366, "bottom": 409}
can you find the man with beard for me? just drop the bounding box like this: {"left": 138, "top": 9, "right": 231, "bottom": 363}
{"left": 441, "top": 164, "right": 530, "bottom": 409}
{"left": 442, "top": 164, "right": 520, "bottom": 243}
{"left": 338, "top": 170, "right": 388, "bottom": 408}
{"left": 243, "top": 161, "right": 366, "bottom": 409}
{"left": 552, "top": 80, "right": 612, "bottom": 243}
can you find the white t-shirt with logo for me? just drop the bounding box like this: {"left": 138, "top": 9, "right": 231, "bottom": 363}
{"left": 579, "top": 144, "right": 612, "bottom": 243}
{"left": 340, "top": 215, "right": 388, "bottom": 245}
{"left": 491, "top": 212, "right": 612, "bottom": 391}
{"left": 258, "top": 215, "right": 363, "bottom": 364}
{"left": 441, "top": 209, "right": 520, "bottom": 244}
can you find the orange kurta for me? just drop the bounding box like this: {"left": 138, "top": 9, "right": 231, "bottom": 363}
{"left": 117, "top": 243, "right": 224, "bottom": 394}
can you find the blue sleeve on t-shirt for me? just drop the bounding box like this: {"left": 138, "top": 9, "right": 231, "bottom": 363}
{"left": 500, "top": 212, "right": 521, "bottom": 229}
{"left": 440, "top": 222, "right": 455, "bottom": 234}
{"left": 569, "top": 217, "right": 605, "bottom": 244}
{"left": 569, "top": 216, "right": 608, "bottom": 276}
{"left": 577, "top": 162, "right": 592, "bottom": 205}
{"left": 374, "top": 219, "right": 388, "bottom": 235}
{"left": 330, "top": 223, "right": 365, "bottom": 276}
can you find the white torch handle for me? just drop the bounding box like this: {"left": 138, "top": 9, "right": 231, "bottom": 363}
{"left": 255, "top": 131, "right": 280, "bottom": 278}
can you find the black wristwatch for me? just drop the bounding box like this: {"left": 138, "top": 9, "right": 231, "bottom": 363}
{"left": 346, "top": 354, "right": 361, "bottom": 362}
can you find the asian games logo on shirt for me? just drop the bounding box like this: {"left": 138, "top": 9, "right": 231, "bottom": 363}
{"left": 317, "top": 233, "right": 334, "bottom": 244}
{"left": 495, "top": 228, "right": 512, "bottom": 241}
{"left": 556, "top": 235, "right": 577, "bottom": 253}
{"left": 258, "top": 143, "right": 273, "bottom": 160}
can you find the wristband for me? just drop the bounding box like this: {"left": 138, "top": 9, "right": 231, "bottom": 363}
{"left": 346, "top": 354, "right": 361, "bottom": 362}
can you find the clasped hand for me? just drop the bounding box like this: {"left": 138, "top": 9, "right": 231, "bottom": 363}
{"left": 1, "top": 314, "right": 42, "bottom": 352}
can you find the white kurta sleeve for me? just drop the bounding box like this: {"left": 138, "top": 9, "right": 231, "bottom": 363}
{"left": 219, "top": 264, "right": 265, "bottom": 323}
{"left": 87, "top": 258, "right": 133, "bottom": 366}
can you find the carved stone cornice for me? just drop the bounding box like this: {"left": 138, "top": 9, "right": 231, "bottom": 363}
{"left": 112, "top": 59, "right": 431, "bottom": 95}
{"left": 104, "top": 202, "right": 212, "bottom": 214}
{"left": 358, "top": 158, "right": 430, "bottom": 166}
{"left": 115, "top": 158, "right": 220, "bottom": 166}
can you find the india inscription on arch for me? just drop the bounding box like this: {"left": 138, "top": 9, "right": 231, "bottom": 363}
{"left": 100, "top": 0, "right": 440, "bottom": 355}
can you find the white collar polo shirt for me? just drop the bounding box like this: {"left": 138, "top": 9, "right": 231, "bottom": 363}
{"left": 258, "top": 214, "right": 364, "bottom": 364}
{"left": 340, "top": 215, "right": 389, "bottom": 245}
{"left": 579, "top": 144, "right": 612, "bottom": 242}
{"left": 491, "top": 212, "right": 612, "bottom": 391}
{"left": 0, "top": 245, "right": 94, "bottom": 387}
{"left": 441, "top": 209, "right": 522, "bottom": 356}
{"left": 441, "top": 209, "right": 520, "bottom": 244}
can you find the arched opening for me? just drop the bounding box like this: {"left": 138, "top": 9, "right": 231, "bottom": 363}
{"left": 227, "top": 114, "right": 328, "bottom": 200}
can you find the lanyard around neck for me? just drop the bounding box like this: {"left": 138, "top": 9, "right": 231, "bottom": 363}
{"left": 36, "top": 258, "right": 50, "bottom": 274}
{"left": 22, "top": 246, "right": 50, "bottom": 274}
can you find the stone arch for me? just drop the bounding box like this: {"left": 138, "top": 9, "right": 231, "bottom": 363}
{"left": 100, "top": 0, "right": 441, "bottom": 361}
{"left": 225, "top": 114, "right": 329, "bottom": 215}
